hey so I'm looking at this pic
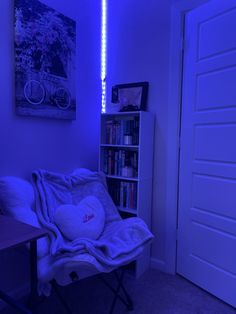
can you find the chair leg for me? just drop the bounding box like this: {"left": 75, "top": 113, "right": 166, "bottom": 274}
{"left": 0, "top": 289, "right": 32, "bottom": 314}
{"left": 109, "top": 270, "right": 124, "bottom": 314}
{"left": 51, "top": 280, "right": 73, "bottom": 314}
{"left": 100, "top": 269, "right": 134, "bottom": 313}
{"left": 50, "top": 269, "right": 133, "bottom": 314}
{"left": 114, "top": 270, "right": 133, "bottom": 311}
{"left": 100, "top": 276, "right": 129, "bottom": 309}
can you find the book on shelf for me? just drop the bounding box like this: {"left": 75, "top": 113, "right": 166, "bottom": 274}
{"left": 103, "top": 149, "right": 138, "bottom": 177}
{"left": 108, "top": 180, "right": 137, "bottom": 211}
{"left": 104, "top": 117, "right": 139, "bottom": 145}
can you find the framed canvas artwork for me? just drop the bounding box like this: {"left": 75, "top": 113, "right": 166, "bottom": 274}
{"left": 111, "top": 82, "right": 149, "bottom": 112}
{"left": 14, "top": 0, "right": 76, "bottom": 119}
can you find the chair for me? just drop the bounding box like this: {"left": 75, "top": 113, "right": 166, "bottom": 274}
{"left": 0, "top": 169, "right": 153, "bottom": 313}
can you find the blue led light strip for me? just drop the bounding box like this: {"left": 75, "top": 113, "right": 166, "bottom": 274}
{"left": 101, "top": 0, "right": 107, "bottom": 113}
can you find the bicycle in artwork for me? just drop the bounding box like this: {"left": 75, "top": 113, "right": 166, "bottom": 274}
{"left": 23, "top": 71, "right": 72, "bottom": 110}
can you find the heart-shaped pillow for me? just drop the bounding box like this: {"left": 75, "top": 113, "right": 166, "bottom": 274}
{"left": 54, "top": 196, "right": 105, "bottom": 241}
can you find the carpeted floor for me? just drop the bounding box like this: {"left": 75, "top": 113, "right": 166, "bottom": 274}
{"left": 1, "top": 269, "right": 235, "bottom": 314}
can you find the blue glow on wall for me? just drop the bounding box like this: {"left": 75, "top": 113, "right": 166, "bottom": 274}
{"left": 101, "top": 0, "right": 107, "bottom": 113}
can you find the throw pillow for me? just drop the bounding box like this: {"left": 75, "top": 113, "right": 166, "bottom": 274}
{"left": 54, "top": 195, "right": 105, "bottom": 241}
{"left": 0, "top": 176, "right": 49, "bottom": 258}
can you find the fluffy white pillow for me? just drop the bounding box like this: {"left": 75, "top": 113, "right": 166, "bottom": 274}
{"left": 0, "top": 176, "right": 34, "bottom": 209}
{"left": 54, "top": 196, "right": 105, "bottom": 241}
{"left": 0, "top": 176, "right": 49, "bottom": 258}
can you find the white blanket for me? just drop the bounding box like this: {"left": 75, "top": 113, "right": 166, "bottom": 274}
{"left": 32, "top": 168, "right": 154, "bottom": 290}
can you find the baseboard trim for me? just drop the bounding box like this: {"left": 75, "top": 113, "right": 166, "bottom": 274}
{"left": 150, "top": 258, "right": 166, "bottom": 272}
{"left": 0, "top": 284, "right": 30, "bottom": 311}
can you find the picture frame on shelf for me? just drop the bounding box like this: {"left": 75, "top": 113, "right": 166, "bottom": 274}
{"left": 111, "top": 82, "right": 149, "bottom": 112}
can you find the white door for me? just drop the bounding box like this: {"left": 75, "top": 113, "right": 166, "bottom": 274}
{"left": 177, "top": 0, "right": 236, "bottom": 307}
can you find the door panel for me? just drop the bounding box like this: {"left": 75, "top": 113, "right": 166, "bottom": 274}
{"left": 196, "top": 67, "right": 236, "bottom": 110}
{"left": 198, "top": 7, "right": 236, "bottom": 59}
{"left": 193, "top": 174, "right": 236, "bottom": 219}
{"left": 190, "top": 220, "right": 236, "bottom": 273}
{"left": 194, "top": 124, "right": 236, "bottom": 162}
{"left": 177, "top": 0, "right": 236, "bottom": 307}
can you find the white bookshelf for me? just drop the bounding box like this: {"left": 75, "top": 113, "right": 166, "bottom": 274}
{"left": 99, "top": 111, "right": 155, "bottom": 277}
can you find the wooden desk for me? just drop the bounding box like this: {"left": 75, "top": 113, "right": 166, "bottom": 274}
{"left": 0, "top": 215, "right": 47, "bottom": 314}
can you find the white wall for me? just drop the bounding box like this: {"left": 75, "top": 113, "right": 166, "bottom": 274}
{"left": 0, "top": 0, "right": 101, "bottom": 300}
{"left": 0, "top": 0, "right": 101, "bottom": 179}
{"left": 107, "top": 0, "right": 212, "bottom": 272}
{"left": 107, "top": 0, "right": 172, "bottom": 269}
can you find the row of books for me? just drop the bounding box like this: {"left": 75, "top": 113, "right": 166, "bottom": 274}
{"left": 104, "top": 117, "right": 139, "bottom": 145}
{"left": 103, "top": 149, "right": 138, "bottom": 177}
{"left": 108, "top": 180, "right": 137, "bottom": 210}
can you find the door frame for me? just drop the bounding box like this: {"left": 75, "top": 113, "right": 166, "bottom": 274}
{"left": 165, "top": 0, "right": 210, "bottom": 274}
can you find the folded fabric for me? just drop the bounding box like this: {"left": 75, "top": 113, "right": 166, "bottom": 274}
{"left": 32, "top": 168, "right": 121, "bottom": 255}
{"left": 32, "top": 168, "right": 154, "bottom": 289}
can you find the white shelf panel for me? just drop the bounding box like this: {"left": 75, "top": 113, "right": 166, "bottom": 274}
{"left": 99, "top": 110, "right": 155, "bottom": 278}
{"left": 101, "top": 111, "right": 140, "bottom": 116}
{"left": 118, "top": 207, "right": 137, "bottom": 215}
{"left": 100, "top": 144, "right": 139, "bottom": 149}
{"left": 106, "top": 175, "right": 138, "bottom": 181}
